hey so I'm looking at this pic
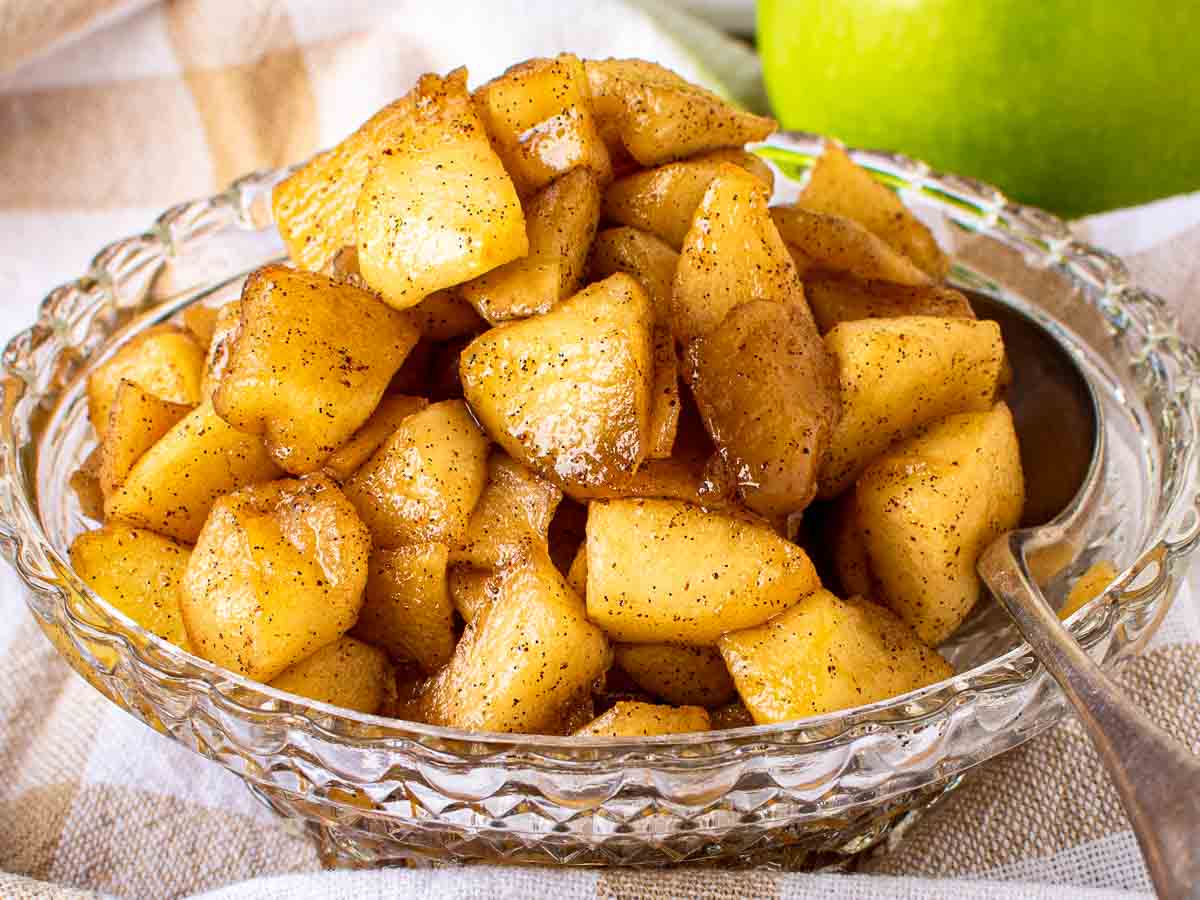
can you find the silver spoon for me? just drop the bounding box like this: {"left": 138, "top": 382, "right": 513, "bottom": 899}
{"left": 971, "top": 292, "right": 1200, "bottom": 899}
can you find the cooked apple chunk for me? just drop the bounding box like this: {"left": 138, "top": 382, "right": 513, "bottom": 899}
{"left": 323, "top": 244, "right": 486, "bottom": 340}
{"left": 87, "top": 325, "right": 204, "bottom": 431}
{"left": 806, "top": 278, "right": 974, "bottom": 334}
{"left": 857, "top": 404, "right": 1025, "bottom": 645}
{"left": 97, "top": 379, "right": 193, "bottom": 496}
{"left": 447, "top": 565, "right": 500, "bottom": 625}
{"left": 1059, "top": 560, "right": 1119, "bottom": 620}
{"left": 826, "top": 493, "right": 879, "bottom": 599}
{"left": 199, "top": 301, "right": 240, "bottom": 404}
{"left": 322, "top": 394, "right": 428, "bottom": 483}
{"left": 213, "top": 265, "right": 418, "bottom": 475}
{"left": 588, "top": 226, "right": 678, "bottom": 320}
{"left": 604, "top": 148, "right": 774, "bottom": 250}
{"left": 687, "top": 300, "right": 840, "bottom": 517}
{"left": 269, "top": 636, "right": 395, "bottom": 715}
{"left": 450, "top": 452, "right": 562, "bottom": 569}
{"left": 407, "top": 290, "right": 486, "bottom": 340}
{"left": 460, "top": 273, "right": 654, "bottom": 489}
{"left": 672, "top": 164, "right": 802, "bottom": 344}
{"left": 473, "top": 53, "right": 611, "bottom": 196}
{"left": 719, "top": 589, "right": 953, "bottom": 723}
{"left": 420, "top": 551, "right": 611, "bottom": 733}
{"left": 820, "top": 316, "right": 1005, "bottom": 497}
{"left": 272, "top": 92, "right": 414, "bottom": 272}
{"left": 105, "top": 401, "right": 282, "bottom": 542}
{"left": 460, "top": 168, "right": 601, "bottom": 322}
{"left": 584, "top": 58, "right": 776, "bottom": 166}
{"left": 573, "top": 701, "right": 711, "bottom": 737}
{"left": 770, "top": 206, "right": 931, "bottom": 287}
{"left": 586, "top": 498, "right": 821, "bottom": 644}
{"left": 646, "top": 328, "right": 681, "bottom": 459}
{"left": 344, "top": 399, "right": 490, "bottom": 547}
{"left": 797, "top": 142, "right": 948, "bottom": 279}
{"left": 565, "top": 543, "right": 588, "bottom": 596}
{"left": 356, "top": 69, "right": 527, "bottom": 310}
{"left": 69, "top": 522, "right": 193, "bottom": 652}
{"left": 180, "top": 474, "right": 370, "bottom": 682}
{"left": 613, "top": 643, "right": 735, "bottom": 707}
{"left": 181, "top": 304, "right": 220, "bottom": 348}
{"left": 354, "top": 543, "right": 455, "bottom": 674}
{"left": 70, "top": 447, "right": 105, "bottom": 521}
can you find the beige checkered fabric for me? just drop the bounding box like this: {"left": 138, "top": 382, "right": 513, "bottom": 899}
{"left": 0, "top": 2, "right": 1196, "bottom": 898}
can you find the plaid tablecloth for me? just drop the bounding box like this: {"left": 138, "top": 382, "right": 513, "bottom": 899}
{"left": 0, "top": 2, "right": 1197, "bottom": 897}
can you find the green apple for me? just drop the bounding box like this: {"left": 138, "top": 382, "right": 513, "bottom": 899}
{"left": 758, "top": 0, "right": 1200, "bottom": 217}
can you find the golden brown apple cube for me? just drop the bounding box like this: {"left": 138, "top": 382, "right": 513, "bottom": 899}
{"left": 770, "top": 206, "right": 931, "bottom": 287}
{"left": 687, "top": 300, "right": 840, "bottom": 518}
{"left": 450, "top": 452, "right": 562, "bottom": 569}
{"left": 857, "top": 404, "right": 1024, "bottom": 645}
{"left": 354, "top": 543, "right": 455, "bottom": 674}
{"left": 180, "top": 474, "right": 370, "bottom": 682}
{"left": 213, "top": 265, "right": 419, "bottom": 475}
{"left": 460, "top": 168, "right": 601, "bottom": 323}
{"left": 806, "top": 278, "right": 974, "bottom": 334}
{"left": 272, "top": 91, "right": 414, "bottom": 272}
{"left": 460, "top": 273, "right": 654, "bottom": 489}
{"left": 356, "top": 69, "right": 527, "bottom": 310}
{"left": 797, "top": 142, "right": 948, "bottom": 279}
{"left": 105, "top": 401, "right": 282, "bottom": 542}
{"left": 344, "top": 399, "right": 490, "bottom": 547}
{"left": 87, "top": 324, "right": 204, "bottom": 431}
{"left": 573, "top": 701, "right": 710, "bottom": 737}
{"left": 604, "top": 148, "right": 775, "bottom": 249}
{"left": 584, "top": 58, "right": 776, "bottom": 166}
{"left": 473, "top": 54, "right": 612, "bottom": 195}
{"left": 586, "top": 498, "right": 821, "bottom": 644}
{"left": 269, "top": 636, "right": 395, "bottom": 715}
{"left": 613, "top": 643, "right": 735, "bottom": 707}
{"left": 420, "top": 551, "right": 611, "bottom": 733}
{"left": 69, "top": 522, "right": 194, "bottom": 653}
{"left": 588, "top": 226, "right": 678, "bottom": 322}
{"left": 97, "top": 379, "right": 193, "bottom": 496}
{"left": 322, "top": 394, "right": 428, "bottom": 483}
{"left": 672, "top": 164, "right": 803, "bottom": 345}
{"left": 719, "top": 589, "right": 953, "bottom": 723}
{"left": 820, "top": 316, "right": 1005, "bottom": 497}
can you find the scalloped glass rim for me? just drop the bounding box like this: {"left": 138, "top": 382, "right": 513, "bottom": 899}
{"left": 2, "top": 134, "right": 1199, "bottom": 768}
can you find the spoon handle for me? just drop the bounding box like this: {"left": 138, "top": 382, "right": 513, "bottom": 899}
{"left": 979, "top": 535, "right": 1200, "bottom": 900}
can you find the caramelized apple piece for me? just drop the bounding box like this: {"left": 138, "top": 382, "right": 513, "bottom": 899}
{"left": 460, "top": 168, "right": 601, "bottom": 322}
{"left": 460, "top": 273, "right": 654, "bottom": 489}
{"left": 356, "top": 69, "right": 527, "bottom": 310}
{"left": 213, "top": 265, "right": 419, "bottom": 474}
{"left": 687, "top": 300, "right": 840, "bottom": 517}
{"left": 87, "top": 325, "right": 204, "bottom": 431}
{"left": 604, "top": 148, "right": 774, "bottom": 249}
{"left": 180, "top": 474, "right": 370, "bottom": 681}
{"left": 354, "top": 543, "right": 455, "bottom": 674}
{"left": 584, "top": 58, "right": 775, "bottom": 166}
{"left": 719, "top": 589, "right": 953, "bottom": 723}
{"left": 473, "top": 53, "right": 611, "bottom": 195}
{"left": 344, "top": 399, "right": 490, "bottom": 547}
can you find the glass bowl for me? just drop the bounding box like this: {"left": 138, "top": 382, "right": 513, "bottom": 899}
{"left": 2, "top": 132, "right": 1198, "bottom": 870}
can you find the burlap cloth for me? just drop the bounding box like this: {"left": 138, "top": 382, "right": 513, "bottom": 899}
{"left": 0, "top": 2, "right": 1196, "bottom": 897}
